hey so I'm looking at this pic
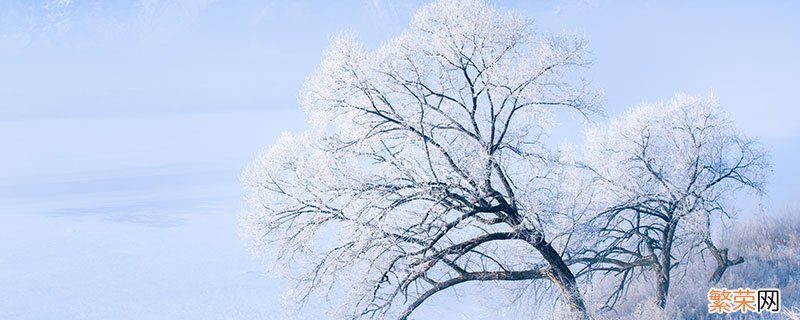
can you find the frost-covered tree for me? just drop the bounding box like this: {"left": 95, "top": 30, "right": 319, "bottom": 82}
{"left": 579, "top": 95, "right": 768, "bottom": 310}
{"left": 241, "top": 0, "right": 599, "bottom": 319}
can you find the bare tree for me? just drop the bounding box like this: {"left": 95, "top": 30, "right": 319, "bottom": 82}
{"left": 241, "top": 0, "right": 599, "bottom": 319}
{"left": 577, "top": 94, "right": 768, "bottom": 310}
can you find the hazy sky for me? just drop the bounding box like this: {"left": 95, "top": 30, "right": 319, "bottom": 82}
{"left": 0, "top": 1, "right": 797, "bottom": 131}
{"left": 0, "top": 0, "right": 424, "bottom": 118}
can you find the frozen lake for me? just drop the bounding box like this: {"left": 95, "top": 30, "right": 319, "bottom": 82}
{"left": 0, "top": 111, "right": 298, "bottom": 319}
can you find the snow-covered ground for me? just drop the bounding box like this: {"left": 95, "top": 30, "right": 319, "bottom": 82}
{"left": 0, "top": 111, "right": 295, "bottom": 319}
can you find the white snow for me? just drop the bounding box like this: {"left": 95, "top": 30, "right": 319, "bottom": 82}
{"left": 0, "top": 110, "right": 301, "bottom": 319}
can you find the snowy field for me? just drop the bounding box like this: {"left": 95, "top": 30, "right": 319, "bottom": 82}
{"left": 0, "top": 111, "right": 291, "bottom": 320}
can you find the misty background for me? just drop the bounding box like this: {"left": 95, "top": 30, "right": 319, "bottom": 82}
{"left": 1, "top": 1, "right": 797, "bottom": 319}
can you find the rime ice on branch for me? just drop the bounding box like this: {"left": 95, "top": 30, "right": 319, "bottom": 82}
{"left": 241, "top": 0, "right": 599, "bottom": 319}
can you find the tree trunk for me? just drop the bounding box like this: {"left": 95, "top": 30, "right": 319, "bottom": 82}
{"left": 528, "top": 234, "right": 589, "bottom": 320}
{"left": 656, "top": 222, "right": 675, "bottom": 309}
{"left": 655, "top": 270, "right": 669, "bottom": 309}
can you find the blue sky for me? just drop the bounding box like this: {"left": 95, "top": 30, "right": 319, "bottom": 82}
{"left": 0, "top": 1, "right": 798, "bottom": 319}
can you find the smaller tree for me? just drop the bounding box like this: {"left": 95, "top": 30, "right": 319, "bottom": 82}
{"left": 578, "top": 94, "right": 769, "bottom": 309}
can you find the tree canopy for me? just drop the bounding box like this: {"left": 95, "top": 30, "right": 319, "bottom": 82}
{"left": 242, "top": 0, "right": 599, "bottom": 318}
